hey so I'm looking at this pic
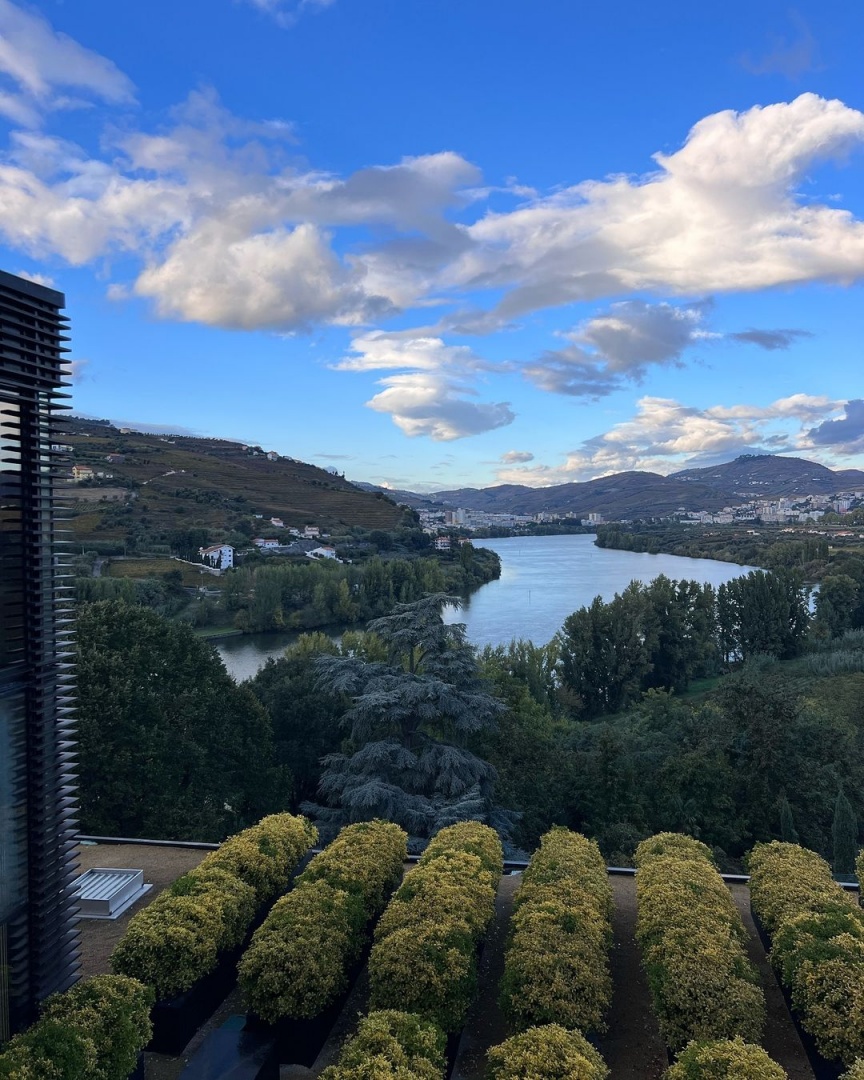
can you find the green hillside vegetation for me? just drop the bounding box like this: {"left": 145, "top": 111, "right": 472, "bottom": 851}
{"left": 63, "top": 418, "right": 403, "bottom": 549}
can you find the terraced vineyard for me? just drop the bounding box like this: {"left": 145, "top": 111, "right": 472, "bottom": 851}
{"left": 63, "top": 418, "right": 404, "bottom": 544}
{"left": 4, "top": 821, "right": 863, "bottom": 1079}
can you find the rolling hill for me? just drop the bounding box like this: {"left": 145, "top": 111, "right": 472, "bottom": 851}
{"left": 64, "top": 418, "right": 403, "bottom": 545}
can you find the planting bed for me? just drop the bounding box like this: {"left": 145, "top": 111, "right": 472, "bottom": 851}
{"left": 71, "top": 833, "right": 827, "bottom": 1080}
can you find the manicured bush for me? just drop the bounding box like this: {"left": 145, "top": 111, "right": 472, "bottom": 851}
{"left": 201, "top": 812, "right": 318, "bottom": 903}
{"left": 635, "top": 833, "right": 715, "bottom": 866}
{"left": 239, "top": 820, "right": 407, "bottom": 1023}
{"left": 319, "top": 1010, "right": 446, "bottom": 1080}
{"left": 0, "top": 975, "right": 153, "bottom": 1080}
{"left": 636, "top": 833, "right": 764, "bottom": 1052}
{"left": 486, "top": 1024, "right": 609, "bottom": 1080}
{"left": 375, "top": 850, "right": 496, "bottom": 940}
{"left": 369, "top": 822, "right": 501, "bottom": 1033}
{"left": 842, "top": 1063, "right": 864, "bottom": 1080}
{"left": 856, "top": 847, "right": 864, "bottom": 895}
{"left": 111, "top": 812, "right": 315, "bottom": 998}
{"left": 419, "top": 820, "right": 504, "bottom": 876}
{"left": 664, "top": 1038, "right": 788, "bottom": 1079}
{"left": 500, "top": 829, "right": 613, "bottom": 1034}
{"left": 747, "top": 841, "right": 855, "bottom": 936}
{"left": 748, "top": 842, "right": 864, "bottom": 1065}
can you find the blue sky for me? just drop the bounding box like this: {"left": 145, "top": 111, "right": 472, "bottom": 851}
{"left": 1, "top": 0, "right": 862, "bottom": 491}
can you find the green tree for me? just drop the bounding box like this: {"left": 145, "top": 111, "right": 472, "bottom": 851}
{"left": 76, "top": 601, "right": 285, "bottom": 840}
{"left": 815, "top": 574, "right": 860, "bottom": 638}
{"left": 832, "top": 789, "right": 859, "bottom": 879}
{"left": 778, "top": 794, "right": 799, "bottom": 844}
{"left": 305, "top": 594, "right": 507, "bottom": 839}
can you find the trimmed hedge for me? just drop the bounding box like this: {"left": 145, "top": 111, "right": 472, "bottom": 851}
{"left": 0, "top": 975, "right": 153, "bottom": 1080}
{"left": 748, "top": 841, "right": 856, "bottom": 936}
{"left": 319, "top": 1010, "right": 446, "bottom": 1080}
{"left": 369, "top": 822, "right": 502, "bottom": 1033}
{"left": 111, "top": 812, "right": 316, "bottom": 999}
{"left": 239, "top": 820, "right": 406, "bottom": 1023}
{"left": 664, "top": 1038, "right": 788, "bottom": 1079}
{"left": 842, "top": 1065, "right": 864, "bottom": 1080}
{"left": 635, "top": 833, "right": 764, "bottom": 1052}
{"left": 500, "top": 828, "right": 613, "bottom": 1034}
{"left": 200, "top": 812, "right": 319, "bottom": 904}
{"left": 486, "top": 1024, "right": 609, "bottom": 1080}
{"left": 748, "top": 842, "right": 864, "bottom": 1066}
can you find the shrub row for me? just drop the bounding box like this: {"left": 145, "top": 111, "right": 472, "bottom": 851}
{"left": 843, "top": 1065, "right": 864, "bottom": 1080}
{"left": 0, "top": 975, "right": 153, "bottom": 1080}
{"left": 368, "top": 821, "right": 503, "bottom": 1033}
{"left": 239, "top": 820, "right": 407, "bottom": 1023}
{"left": 499, "top": 827, "right": 613, "bottom": 1035}
{"left": 748, "top": 841, "right": 864, "bottom": 1066}
{"left": 664, "top": 1038, "right": 788, "bottom": 1079}
{"left": 748, "top": 841, "right": 856, "bottom": 936}
{"left": 111, "top": 812, "right": 317, "bottom": 999}
{"left": 486, "top": 1024, "right": 609, "bottom": 1080}
{"left": 635, "top": 833, "right": 764, "bottom": 1053}
{"left": 319, "top": 1010, "right": 446, "bottom": 1080}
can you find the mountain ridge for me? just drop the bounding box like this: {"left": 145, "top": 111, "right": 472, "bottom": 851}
{"left": 354, "top": 455, "right": 864, "bottom": 519}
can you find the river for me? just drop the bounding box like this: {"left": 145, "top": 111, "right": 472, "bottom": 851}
{"left": 215, "top": 534, "right": 757, "bottom": 679}
{"left": 444, "top": 534, "right": 757, "bottom": 648}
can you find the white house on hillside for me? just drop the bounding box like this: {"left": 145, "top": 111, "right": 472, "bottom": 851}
{"left": 434, "top": 535, "right": 451, "bottom": 551}
{"left": 254, "top": 538, "right": 280, "bottom": 549}
{"left": 306, "top": 545, "right": 339, "bottom": 561}
{"left": 199, "top": 543, "right": 235, "bottom": 569}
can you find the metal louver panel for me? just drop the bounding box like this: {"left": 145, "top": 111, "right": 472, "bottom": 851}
{"left": 0, "top": 269, "right": 80, "bottom": 1038}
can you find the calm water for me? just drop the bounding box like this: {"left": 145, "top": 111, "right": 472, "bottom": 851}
{"left": 214, "top": 630, "right": 305, "bottom": 682}
{"left": 215, "top": 534, "right": 757, "bottom": 679}
{"left": 442, "top": 534, "right": 757, "bottom": 648}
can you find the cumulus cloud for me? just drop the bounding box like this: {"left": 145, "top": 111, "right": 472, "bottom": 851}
{"left": 0, "top": 0, "right": 134, "bottom": 126}
{"left": 15, "top": 267, "right": 54, "bottom": 287}
{"left": 342, "top": 332, "right": 514, "bottom": 440}
{"left": 523, "top": 300, "right": 812, "bottom": 399}
{"left": 495, "top": 394, "right": 846, "bottom": 485}
{"left": 525, "top": 300, "right": 709, "bottom": 397}
{"left": 806, "top": 399, "right": 864, "bottom": 453}
{"left": 500, "top": 450, "right": 534, "bottom": 464}
{"left": 460, "top": 94, "right": 864, "bottom": 318}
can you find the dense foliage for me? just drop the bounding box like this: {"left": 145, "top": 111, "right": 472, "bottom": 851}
{"left": 500, "top": 829, "right": 613, "bottom": 1034}
{"left": 306, "top": 595, "right": 507, "bottom": 839}
{"left": 111, "top": 813, "right": 315, "bottom": 998}
{"left": 0, "top": 976, "right": 153, "bottom": 1080}
{"left": 747, "top": 841, "right": 864, "bottom": 1065}
{"left": 664, "top": 1039, "right": 788, "bottom": 1079}
{"left": 319, "top": 1011, "right": 447, "bottom": 1080}
{"left": 635, "top": 834, "right": 764, "bottom": 1052}
{"left": 368, "top": 823, "right": 502, "bottom": 1032}
{"left": 76, "top": 601, "right": 286, "bottom": 840}
{"left": 238, "top": 821, "right": 406, "bottom": 1023}
{"left": 486, "top": 1025, "right": 609, "bottom": 1080}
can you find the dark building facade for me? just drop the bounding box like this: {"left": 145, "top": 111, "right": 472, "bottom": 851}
{"left": 0, "top": 270, "right": 79, "bottom": 1040}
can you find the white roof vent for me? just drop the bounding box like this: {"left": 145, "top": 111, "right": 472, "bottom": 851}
{"left": 75, "top": 868, "right": 151, "bottom": 919}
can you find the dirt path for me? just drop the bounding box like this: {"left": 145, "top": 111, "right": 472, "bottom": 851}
{"left": 595, "top": 875, "right": 667, "bottom": 1080}
{"left": 728, "top": 884, "right": 814, "bottom": 1080}
{"left": 450, "top": 874, "right": 522, "bottom": 1080}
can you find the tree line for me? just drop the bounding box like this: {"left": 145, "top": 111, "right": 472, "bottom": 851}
{"left": 74, "top": 566, "right": 864, "bottom": 870}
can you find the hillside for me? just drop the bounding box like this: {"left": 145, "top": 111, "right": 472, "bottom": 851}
{"left": 64, "top": 418, "right": 403, "bottom": 546}
{"left": 369, "top": 455, "right": 864, "bottom": 519}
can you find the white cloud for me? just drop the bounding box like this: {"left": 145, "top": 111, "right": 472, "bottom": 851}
{"left": 367, "top": 371, "right": 514, "bottom": 441}
{"left": 15, "top": 267, "right": 53, "bottom": 286}
{"left": 500, "top": 450, "right": 534, "bottom": 464}
{"left": 495, "top": 393, "right": 846, "bottom": 485}
{"left": 0, "top": 0, "right": 134, "bottom": 126}
{"left": 460, "top": 94, "right": 864, "bottom": 317}
{"left": 241, "top": 0, "right": 336, "bottom": 29}
{"left": 342, "top": 332, "right": 514, "bottom": 440}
